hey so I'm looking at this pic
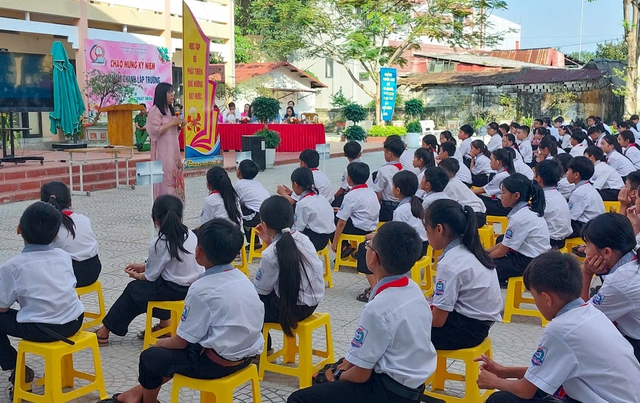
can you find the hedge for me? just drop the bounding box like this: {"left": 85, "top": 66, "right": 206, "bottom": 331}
{"left": 368, "top": 125, "right": 408, "bottom": 137}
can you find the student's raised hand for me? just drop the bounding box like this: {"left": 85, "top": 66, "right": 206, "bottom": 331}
{"left": 276, "top": 185, "right": 291, "bottom": 197}
{"left": 365, "top": 233, "right": 374, "bottom": 240}
{"left": 255, "top": 223, "right": 273, "bottom": 246}
{"left": 619, "top": 187, "right": 632, "bottom": 207}
{"left": 477, "top": 367, "right": 500, "bottom": 390}
{"left": 474, "top": 354, "right": 504, "bottom": 378}
{"left": 125, "top": 263, "right": 145, "bottom": 273}
{"left": 583, "top": 254, "right": 608, "bottom": 276}
{"left": 125, "top": 267, "right": 144, "bottom": 280}
{"left": 627, "top": 206, "right": 639, "bottom": 228}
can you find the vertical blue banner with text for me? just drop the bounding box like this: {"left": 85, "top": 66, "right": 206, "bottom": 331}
{"left": 380, "top": 67, "right": 397, "bottom": 121}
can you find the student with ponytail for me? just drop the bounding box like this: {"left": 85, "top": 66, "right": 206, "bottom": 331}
{"left": 41, "top": 181, "right": 101, "bottom": 287}
{"left": 423, "top": 199, "right": 502, "bottom": 350}
{"left": 413, "top": 147, "right": 436, "bottom": 199}
{"left": 199, "top": 166, "right": 242, "bottom": 227}
{"left": 618, "top": 129, "right": 640, "bottom": 169}
{"left": 289, "top": 167, "right": 336, "bottom": 251}
{"left": 96, "top": 195, "right": 204, "bottom": 346}
{"left": 254, "top": 196, "right": 324, "bottom": 344}
{"left": 486, "top": 174, "right": 551, "bottom": 286}
{"left": 535, "top": 135, "right": 558, "bottom": 163}
{"left": 473, "top": 148, "right": 515, "bottom": 216}
{"left": 601, "top": 134, "right": 635, "bottom": 179}
{"left": 469, "top": 139, "right": 495, "bottom": 187}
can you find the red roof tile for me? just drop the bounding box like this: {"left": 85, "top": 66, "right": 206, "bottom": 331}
{"left": 231, "top": 62, "right": 327, "bottom": 88}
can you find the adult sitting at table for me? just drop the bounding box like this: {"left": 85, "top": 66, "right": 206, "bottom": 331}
{"left": 241, "top": 103, "right": 251, "bottom": 118}
{"left": 282, "top": 106, "right": 297, "bottom": 123}
{"left": 224, "top": 102, "right": 239, "bottom": 123}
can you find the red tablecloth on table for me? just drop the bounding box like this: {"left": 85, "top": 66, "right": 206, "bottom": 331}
{"left": 217, "top": 123, "right": 326, "bottom": 152}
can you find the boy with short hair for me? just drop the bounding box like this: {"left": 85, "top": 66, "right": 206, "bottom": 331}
{"left": 421, "top": 167, "right": 451, "bottom": 210}
{"left": 374, "top": 136, "right": 405, "bottom": 221}
{"left": 439, "top": 141, "right": 472, "bottom": 185}
{"left": 458, "top": 124, "right": 474, "bottom": 166}
{"left": 98, "top": 219, "right": 264, "bottom": 403}
{"left": 234, "top": 159, "right": 270, "bottom": 241}
{"left": 299, "top": 149, "right": 334, "bottom": 204}
{"left": 516, "top": 125, "right": 533, "bottom": 165}
{"left": 533, "top": 160, "right": 572, "bottom": 249}
{"left": 565, "top": 156, "right": 605, "bottom": 238}
{"left": 289, "top": 222, "right": 437, "bottom": 403}
{"left": 333, "top": 141, "right": 371, "bottom": 207}
{"left": 0, "top": 202, "right": 84, "bottom": 389}
{"left": 476, "top": 251, "right": 640, "bottom": 403}
{"left": 583, "top": 145, "right": 624, "bottom": 201}
{"left": 619, "top": 170, "right": 640, "bottom": 219}
{"left": 439, "top": 158, "right": 487, "bottom": 227}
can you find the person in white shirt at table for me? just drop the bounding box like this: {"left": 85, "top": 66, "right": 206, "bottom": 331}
{"left": 469, "top": 139, "right": 495, "bottom": 187}
{"left": 486, "top": 122, "right": 503, "bottom": 152}
{"left": 234, "top": 160, "right": 270, "bottom": 243}
{"left": 601, "top": 134, "right": 635, "bottom": 179}
{"left": 224, "top": 102, "right": 239, "bottom": 123}
{"left": 439, "top": 158, "right": 488, "bottom": 227}
{"left": 619, "top": 130, "right": 640, "bottom": 169}
{"left": 439, "top": 141, "right": 472, "bottom": 186}
{"left": 583, "top": 146, "right": 624, "bottom": 202}
{"left": 533, "top": 160, "right": 572, "bottom": 250}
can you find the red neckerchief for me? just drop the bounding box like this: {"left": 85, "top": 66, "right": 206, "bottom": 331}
{"left": 350, "top": 184, "right": 368, "bottom": 191}
{"left": 209, "top": 190, "right": 220, "bottom": 195}
{"left": 300, "top": 192, "right": 316, "bottom": 200}
{"left": 62, "top": 210, "right": 73, "bottom": 217}
{"left": 392, "top": 163, "right": 402, "bottom": 170}
{"left": 310, "top": 168, "right": 319, "bottom": 171}
{"left": 625, "top": 145, "right": 636, "bottom": 155}
{"left": 374, "top": 276, "right": 409, "bottom": 296}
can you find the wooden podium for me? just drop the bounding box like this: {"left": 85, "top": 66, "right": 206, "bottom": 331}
{"left": 99, "top": 104, "right": 144, "bottom": 147}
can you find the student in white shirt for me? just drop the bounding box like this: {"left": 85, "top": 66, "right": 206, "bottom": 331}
{"left": 619, "top": 171, "right": 640, "bottom": 223}
{"left": 552, "top": 153, "right": 576, "bottom": 200}
{"left": 424, "top": 199, "right": 502, "bottom": 350}
{"left": 334, "top": 141, "right": 372, "bottom": 207}
{"left": 533, "top": 161, "right": 572, "bottom": 250}
{"left": 559, "top": 124, "right": 573, "bottom": 151}
{"left": 373, "top": 136, "right": 405, "bottom": 221}
{"left": 235, "top": 160, "right": 270, "bottom": 241}
{"left": 100, "top": 220, "right": 264, "bottom": 403}
{"left": 542, "top": 117, "right": 560, "bottom": 142}
{"left": 473, "top": 148, "right": 516, "bottom": 217}
{"left": 581, "top": 214, "right": 640, "bottom": 362}
{"left": 413, "top": 148, "right": 436, "bottom": 200}
{"left": 516, "top": 125, "right": 533, "bottom": 165}
{"left": 508, "top": 147, "right": 535, "bottom": 180}
{"left": 420, "top": 167, "right": 451, "bottom": 210}
{"left": 501, "top": 133, "right": 519, "bottom": 158}
{"left": 254, "top": 196, "right": 324, "bottom": 350}
{"left": 439, "top": 141, "right": 472, "bottom": 185}
{"left": 40, "top": 181, "right": 101, "bottom": 288}
{"left": 200, "top": 166, "right": 242, "bottom": 228}
{"left": 439, "top": 158, "right": 488, "bottom": 227}
{"left": 96, "top": 195, "right": 204, "bottom": 346}
{"left": 458, "top": 124, "right": 474, "bottom": 167}
{"left": 619, "top": 129, "right": 640, "bottom": 169}
{"left": 568, "top": 129, "right": 591, "bottom": 158}
{"left": 486, "top": 174, "right": 550, "bottom": 286}
{"left": 565, "top": 157, "right": 605, "bottom": 239}
{"left": 534, "top": 135, "right": 558, "bottom": 164}
{"left": 0, "top": 202, "right": 84, "bottom": 387}
{"left": 300, "top": 149, "right": 334, "bottom": 204}
{"left": 476, "top": 251, "right": 640, "bottom": 403}
{"left": 469, "top": 139, "right": 495, "bottom": 187}
{"left": 486, "top": 122, "right": 503, "bottom": 152}
{"left": 400, "top": 148, "right": 420, "bottom": 175}
{"left": 584, "top": 146, "right": 624, "bottom": 201}
{"left": 602, "top": 134, "right": 635, "bottom": 179}
{"left": 587, "top": 124, "right": 606, "bottom": 148}
{"left": 289, "top": 167, "right": 336, "bottom": 251}
{"left": 288, "top": 222, "right": 436, "bottom": 403}
{"left": 422, "top": 134, "right": 440, "bottom": 164}
{"left": 439, "top": 130, "right": 461, "bottom": 162}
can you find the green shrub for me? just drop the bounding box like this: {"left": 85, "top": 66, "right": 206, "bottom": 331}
{"left": 251, "top": 97, "right": 280, "bottom": 125}
{"left": 342, "top": 103, "right": 367, "bottom": 124}
{"left": 368, "top": 125, "right": 407, "bottom": 137}
{"left": 254, "top": 129, "right": 281, "bottom": 149}
{"left": 404, "top": 99, "right": 425, "bottom": 120}
{"left": 406, "top": 120, "right": 422, "bottom": 133}
{"left": 344, "top": 125, "right": 367, "bottom": 141}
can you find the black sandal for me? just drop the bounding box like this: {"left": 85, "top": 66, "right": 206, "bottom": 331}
{"left": 97, "top": 393, "right": 121, "bottom": 403}
{"left": 341, "top": 245, "right": 356, "bottom": 259}
{"left": 572, "top": 245, "right": 586, "bottom": 258}
{"left": 356, "top": 288, "right": 371, "bottom": 303}
{"left": 8, "top": 366, "right": 34, "bottom": 385}
{"left": 95, "top": 330, "right": 109, "bottom": 347}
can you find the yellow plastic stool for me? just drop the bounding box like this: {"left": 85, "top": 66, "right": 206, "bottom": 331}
{"left": 410, "top": 255, "right": 433, "bottom": 297}
{"left": 333, "top": 233, "right": 366, "bottom": 271}
{"left": 259, "top": 312, "right": 334, "bottom": 388}
{"left": 426, "top": 245, "right": 443, "bottom": 276}
{"left": 234, "top": 244, "right": 250, "bottom": 277}
{"left": 143, "top": 300, "right": 185, "bottom": 349}
{"left": 503, "top": 276, "right": 549, "bottom": 327}
{"left": 424, "top": 337, "right": 494, "bottom": 403}
{"left": 564, "top": 237, "right": 585, "bottom": 262}
{"left": 603, "top": 201, "right": 621, "bottom": 213}
{"left": 317, "top": 246, "right": 333, "bottom": 288}
{"left": 13, "top": 331, "right": 108, "bottom": 403}
{"left": 76, "top": 281, "right": 106, "bottom": 330}
{"left": 486, "top": 215, "right": 508, "bottom": 239}
{"left": 170, "top": 364, "right": 261, "bottom": 403}
{"left": 248, "top": 228, "right": 267, "bottom": 263}
{"left": 478, "top": 225, "right": 495, "bottom": 248}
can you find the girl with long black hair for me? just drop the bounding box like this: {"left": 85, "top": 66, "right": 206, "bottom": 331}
{"left": 601, "top": 134, "right": 635, "bottom": 179}
{"left": 199, "top": 166, "right": 242, "bottom": 227}
{"left": 618, "top": 129, "right": 640, "bottom": 169}
{"left": 473, "top": 148, "right": 515, "bottom": 216}
{"left": 469, "top": 139, "right": 494, "bottom": 187}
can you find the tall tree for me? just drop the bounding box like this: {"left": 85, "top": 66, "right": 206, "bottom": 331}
{"left": 595, "top": 40, "right": 628, "bottom": 60}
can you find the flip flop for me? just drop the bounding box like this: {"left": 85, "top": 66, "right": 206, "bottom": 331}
{"left": 572, "top": 245, "right": 586, "bottom": 258}
{"left": 137, "top": 323, "right": 170, "bottom": 340}
{"left": 95, "top": 330, "right": 109, "bottom": 347}
{"left": 340, "top": 245, "right": 356, "bottom": 259}
{"left": 96, "top": 393, "right": 121, "bottom": 403}
{"left": 356, "top": 289, "right": 370, "bottom": 303}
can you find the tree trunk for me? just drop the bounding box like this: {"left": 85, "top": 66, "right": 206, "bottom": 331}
{"left": 375, "top": 92, "right": 382, "bottom": 125}
{"left": 624, "top": 0, "right": 638, "bottom": 116}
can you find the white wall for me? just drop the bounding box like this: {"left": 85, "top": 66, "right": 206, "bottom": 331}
{"left": 486, "top": 14, "right": 521, "bottom": 50}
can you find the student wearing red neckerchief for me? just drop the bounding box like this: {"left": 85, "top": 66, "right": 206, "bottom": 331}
{"left": 372, "top": 136, "right": 404, "bottom": 222}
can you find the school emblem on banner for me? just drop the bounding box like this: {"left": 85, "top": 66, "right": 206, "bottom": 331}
{"left": 531, "top": 346, "right": 547, "bottom": 366}
{"left": 351, "top": 326, "right": 368, "bottom": 348}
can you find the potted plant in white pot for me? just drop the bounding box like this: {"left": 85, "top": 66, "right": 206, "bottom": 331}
{"left": 342, "top": 103, "right": 368, "bottom": 146}
{"left": 404, "top": 98, "right": 425, "bottom": 148}
{"left": 251, "top": 96, "right": 281, "bottom": 168}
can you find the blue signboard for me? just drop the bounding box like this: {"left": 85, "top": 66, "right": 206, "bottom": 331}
{"left": 380, "top": 67, "right": 397, "bottom": 121}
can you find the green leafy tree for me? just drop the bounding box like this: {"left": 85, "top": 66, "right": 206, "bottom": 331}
{"left": 595, "top": 40, "right": 628, "bottom": 61}
{"left": 85, "top": 69, "right": 137, "bottom": 123}
{"left": 234, "top": 28, "right": 256, "bottom": 64}
{"left": 565, "top": 50, "right": 595, "bottom": 63}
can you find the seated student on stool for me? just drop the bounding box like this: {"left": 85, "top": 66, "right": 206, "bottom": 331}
{"left": 507, "top": 147, "right": 535, "bottom": 180}
{"left": 373, "top": 136, "right": 405, "bottom": 222}
{"left": 41, "top": 181, "right": 101, "bottom": 288}
{"left": 0, "top": 202, "right": 84, "bottom": 390}
{"left": 619, "top": 129, "right": 640, "bottom": 169}
{"left": 95, "top": 195, "right": 204, "bottom": 346}
{"left": 583, "top": 145, "right": 624, "bottom": 201}
{"left": 254, "top": 196, "right": 325, "bottom": 350}
{"left": 287, "top": 167, "right": 336, "bottom": 251}
{"left": 234, "top": 159, "right": 270, "bottom": 243}
{"left": 534, "top": 135, "right": 558, "bottom": 163}
{"left": 469, "top": 139, "right": 495, "bottom": 187}
{"left": 533, "top": 160, "right": 572, "bottom": 250}
{"left": 439, "top": 141, "right": 472, "bottom": 186}
{"left": 334, "top": 141, "right": 371, "bottom": 208}
{"left": 285, "top": 149, "right": 334, "bottom": 204}
{"left": 486, "top": 174, "right": 551, "bottom": 287}
{"left": 566, "top": 156, "right": 605, "bottom": 239}
{"left": 458, "top": 124, "right": 474, "bottom": 168}
{"left": 473, "top": 148, "right": 515, "bottom": 216}
{"left": 355, "top": 171, "right": 428, "bottom": 303}
{"left": 422, "top": 134, "right": 439, "bottom": 160}
{"left": 98, "top": 219, "right": 265, "bottom": 403}
{"left": 287, "top": 222, "right": 437, "bottom": 403}
{"left": 421, "top": 166, "right": 451, "bottom": 210}
{"left": 199, "top": 166, "right": 242, "bottom": 227}
{"left": 476, "top": 251, "right": 640, "bottom": 403}
{"left": 440, "top": 158, "right": 487, "bottom": 227}
{"left": 581, "top": 213, "right": 640, "bottom": 362}
{"left": 602, "top": 134, "right": 635, "bottom": 180}
{"left": 516, "top": 125, "right": 533, "bottom": 167}
{"left": 424, "top": 199, "right": 502, "bottom": 350}
{"left": 333, "top": 162, "right": 380, "bottom": 259}
{"left": 552, "top": 153, "right": 575, "bottom": 200}
{"left": 413, "top": 147, "right": 436, "bottom": 200}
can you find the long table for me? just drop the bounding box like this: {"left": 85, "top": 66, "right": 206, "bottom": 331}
{"left": 218, "top": 123, "right": 326, "bottom": 152}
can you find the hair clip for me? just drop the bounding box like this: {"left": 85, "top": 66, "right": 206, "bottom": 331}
{"left": 281, "top": 227, "right": 291, "bottom": 234}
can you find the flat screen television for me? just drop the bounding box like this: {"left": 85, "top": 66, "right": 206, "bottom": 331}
{"left": 0, "top": 52, "right": 54, "bottom": 112}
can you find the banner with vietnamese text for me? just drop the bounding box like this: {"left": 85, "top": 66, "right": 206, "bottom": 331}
{"left": 380, "top": 67, "right": 397, "bottom": 122}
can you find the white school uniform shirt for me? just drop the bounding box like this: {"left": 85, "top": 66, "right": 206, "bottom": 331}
{"left": 514, "top": 158, "right": 534, "bottom": 179}
{"left": 502, "top": 202, "right": 551, "bottom": 258}
{"left": 591, "top": 161, "right": 624, "bottom": 190}
{"left": 0, "top": 245, "right": 84, "bottom": 324}
{"left": 524, "top": 301, "right": 640, "bottom": 403}
{"left": 517, "top": 139, "right": 533, "bottom": 164}
{"left": 373, "top": 161, "right": 402, "bottom": 202}
{"left": 178, "top": 264, "right": 264, "bottom": 361}
{"left": 145, "top": 230, "right": 204, "bottom": 286}
{"left": 557, "top": 177, "right": 575, "bottom": 200}
{"left": 340, "top": 159, "right": 373, "bottom": 190}
{"left": 590, "top": 252, "right": 640, "bottom": 340}
{"left": 336, "top": 185, "right": 380, "bottom": 232}
{"left": 569, "top": 141, "right": 588, "bottom": 158}
{"left": 292, "top": 191, "right": 336, "bottom": 234}
{"left": 393, "top": 198, "right": 428, "bottom": 242}
{"left": 224, "top": 111, "right": 239, "bottom": 123}
{"left": 483, "top": 168, "right": 510, "bottom": 199}
{"left": 233, "top": 179, "right": 270, "bottom": 220}
{"left": 433, "top": 239, "right": 502, "bottom": 322}
{"left": 631, "top": 126, "right": 640, "bottom": 141}
{"left": 345, "top": 275, "right": 437, "bottom": 389}
{"left": 415, "top": 168, "right": 426, "bottom": 200}
{"left": 254, "top": 231, "right": 325, "bottom": 306}
{"left": 625, "top": 145, "right": 640, "bottom": 170}
{"left": 458, "top": 137, "right": 472, "bottom": 160}
{"left": 199, "top": 191, "right": 242, "bottom": 226}
{"left": 471, "top": 154, "right": 495, "bottom": 175}
{"left": 51, "top": 211, "right": 99, "bottom": 261}
{"left": 606, "top": 150, "right": 635, "bottom": 177}
{"left": 443, "top": 176, "right": 487, "bottom": 214}
{"left": 310, "top": 169, "right": 334, "bottom": 204}
{"left": 561, "top": 134, "right": 572, "bottom": 150}
{"left": 453, "top": 146, "right": 464, "bottom": 164}
{"left": 594, "top": 133, "right": 606, "bottom": 148}
{"left": 548, "top": 126, "right": 560, "bottom": 141}
{"left": 568, "top": 180, "right": 605, "bottom": 224}
{"left": 454, "top": 159, "right": 472, "bottom": 184}
{"left": 421, "top": 191, "right": 451, "bottom": 211}
{"left": 486, "top": 134, "right": 502, "bottom": 152}
{"left": 543, "top": 187, "right": 572, "bottom": 241}
{"left": 400, "top": 149, "right": 420, "bottom": 175}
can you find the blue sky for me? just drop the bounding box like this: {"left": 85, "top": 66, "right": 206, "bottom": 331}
{"left": 493, "top": 0, "right": 624, "bottom": 52}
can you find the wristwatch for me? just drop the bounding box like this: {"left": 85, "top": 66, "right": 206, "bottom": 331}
{"left": 333, "top": 369, "right": 344, "bottom": 381}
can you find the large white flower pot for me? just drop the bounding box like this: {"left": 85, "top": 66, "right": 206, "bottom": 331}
{"left": 265, "top": 148, "right": 276, "bottom": 168}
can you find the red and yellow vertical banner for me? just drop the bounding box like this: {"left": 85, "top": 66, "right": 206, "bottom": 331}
{"left": 183, "top": 2, "right": 221, "bottom": 168}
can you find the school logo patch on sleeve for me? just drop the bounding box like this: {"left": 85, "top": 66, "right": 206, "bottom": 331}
{"left": 351, "top": 326, "right": 368, "bottom": 348}
{"left": 592, "top": 293, "right": 605, "bottom": 305}
{"left": 293, "top": 214, "right": 298, "bottom": 223}
{"left": 568, "top": 202, "right": 573, "bottom": 210}
{"left": 181, "top": 304, "right": 190, "bottom": 322}
{"left": 435, "top": 280, "right": 446, "bottom": 296}
{"left": 531, "top": 346, "right": 547, "bottom": 366}
{"left": 255, "top": 268, "right": 263, "bottom": 281}
{"left": 505, "top": 228, "right": 514, "bottom": 239}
